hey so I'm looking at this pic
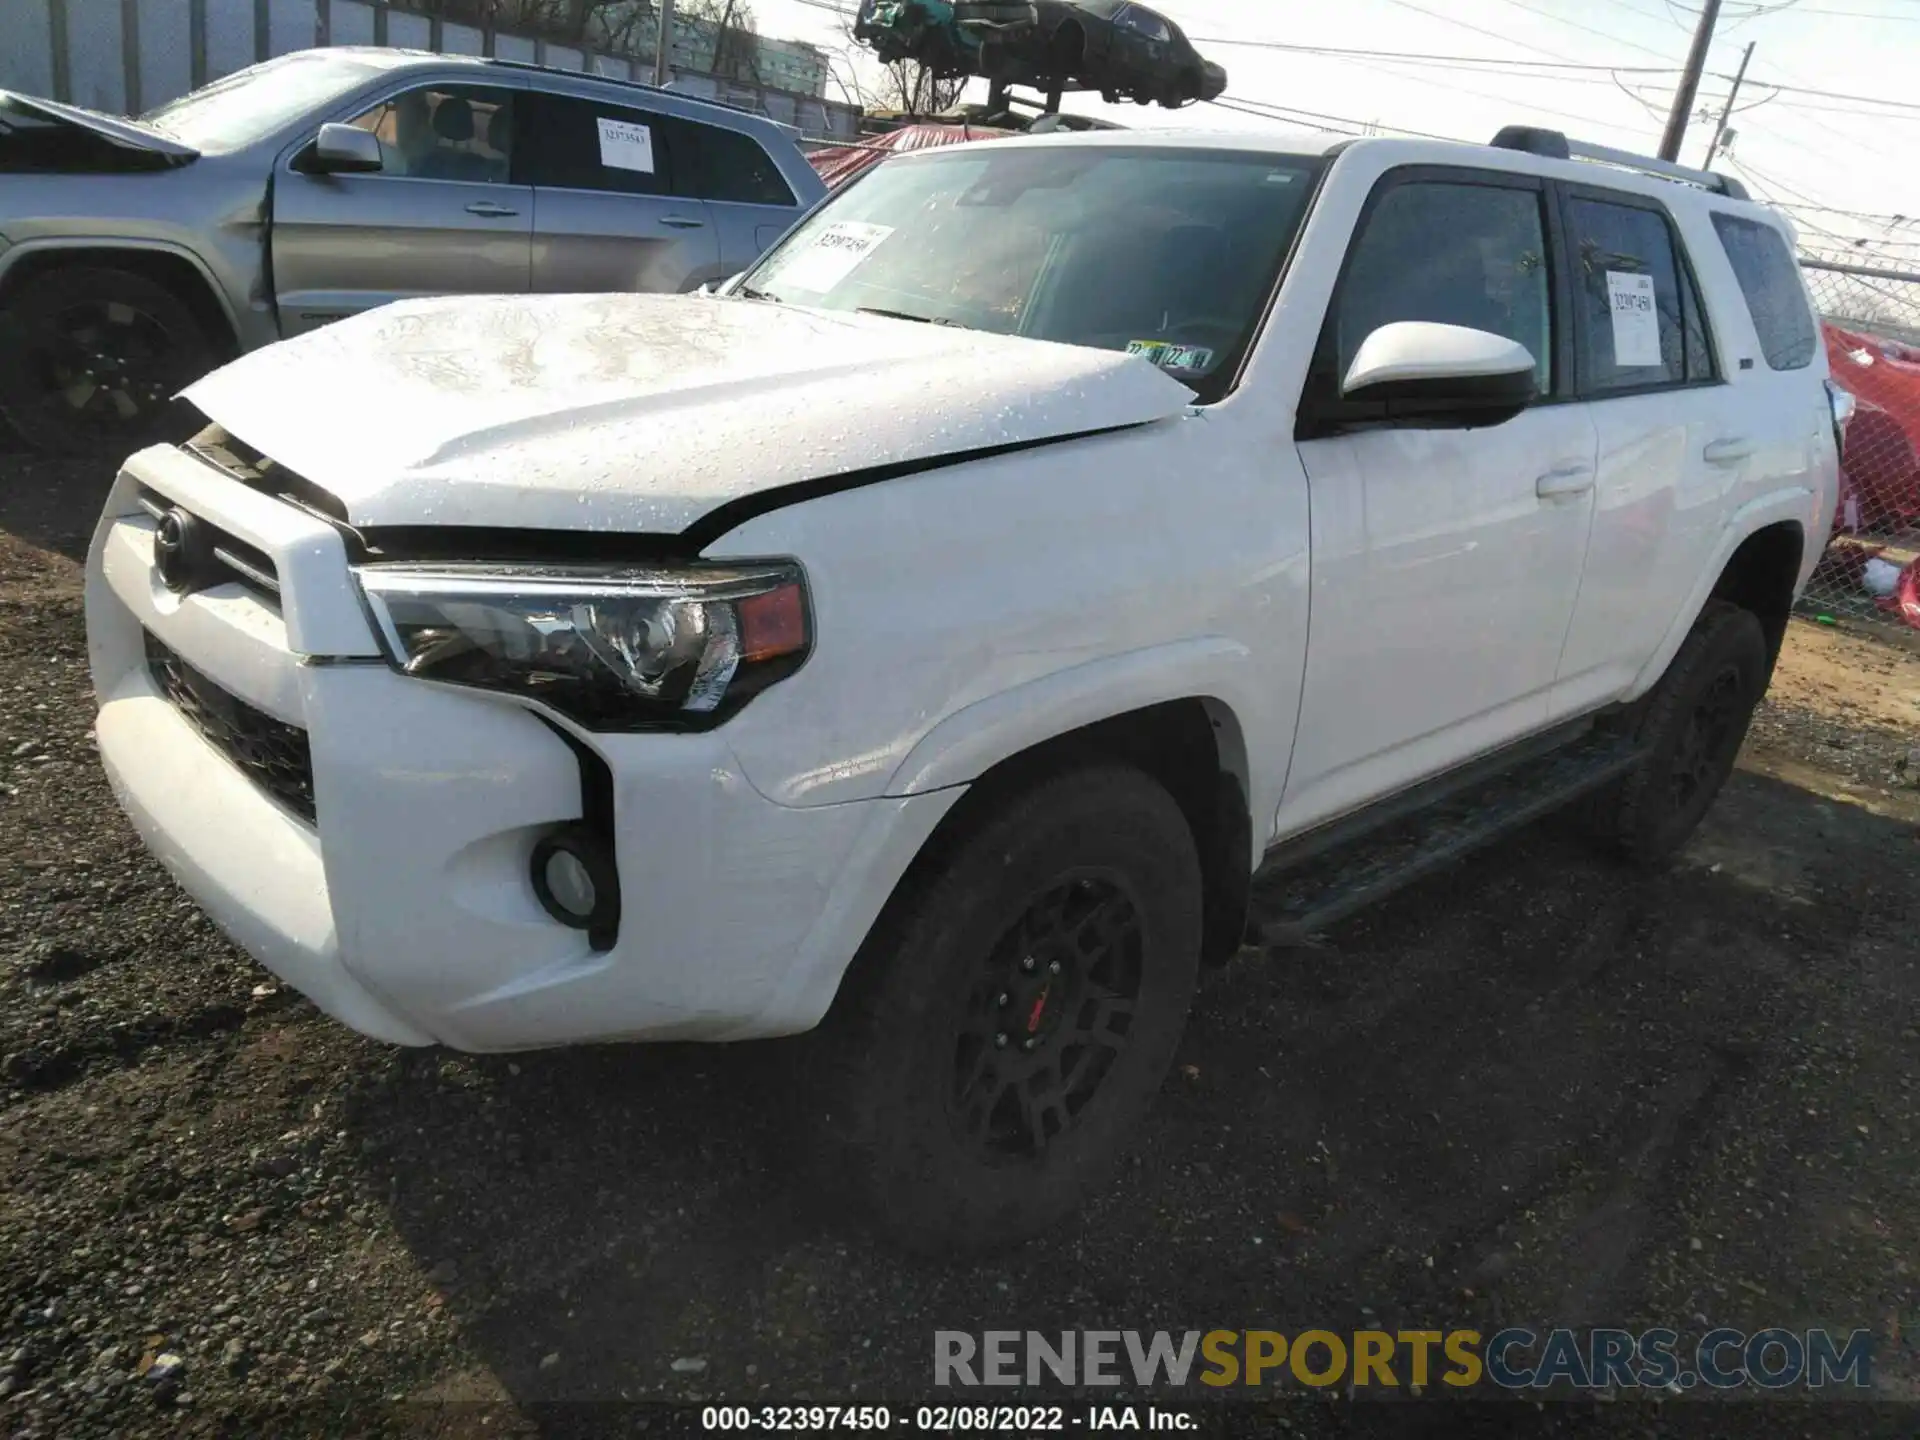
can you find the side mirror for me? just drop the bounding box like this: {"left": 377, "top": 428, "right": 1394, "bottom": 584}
{"left": 1340, "top": 321, "right": 1538, "bottom": 424}
{"left": 309, "top": 123, "right": 383, "bottom": 175}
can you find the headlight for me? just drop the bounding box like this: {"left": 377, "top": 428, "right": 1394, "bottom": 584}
{"left": 355, "top": 562, "right": 811, "bottom": 730}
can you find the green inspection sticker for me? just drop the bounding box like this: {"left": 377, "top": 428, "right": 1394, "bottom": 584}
{"left": 1127, "top": 339, "right": 1216, "bottom": 374}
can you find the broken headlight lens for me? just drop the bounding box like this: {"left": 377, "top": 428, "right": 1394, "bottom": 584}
{"left": 355, "top": 562, "right": 810, "bottom": 730}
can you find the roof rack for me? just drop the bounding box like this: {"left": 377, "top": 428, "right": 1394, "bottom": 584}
{"left": 1489, "top": 125, "right": 1751, "bottom": 202}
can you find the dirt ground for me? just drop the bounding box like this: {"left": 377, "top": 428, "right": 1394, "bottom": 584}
{"left": 4, "top": 448, "right": 1920, "bottom": 1439}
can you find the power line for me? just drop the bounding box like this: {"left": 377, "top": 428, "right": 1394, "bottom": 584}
{"left": 1724, "top": 159, "right": 1899, "bottom": 259}
{"left": 1210, "top": 102, "right": 1358, "bottom": 135}
{"left": 1483, "top": 0, "right": 1684, "bottom": 61}
{"left": 1777, "top": 200, "right": 1913, "bottom": 223}
{"left": 1285, "top": 52, "right": 1659, "bottom": 139}
{"left": 1373, "top": 0, "right": 1594, "bottom": 64}
{"left": 1720, "top": 75, "right": 1920, "bottom": 112}
{"left": 1191, "top": 37, "right": 1684, "bottom": 72}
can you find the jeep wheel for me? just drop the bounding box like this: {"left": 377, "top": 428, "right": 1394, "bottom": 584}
{"left": 815, "top": 766, "right": 1203, "bottom": 1253}
{"left": 1589, "top": 600, "right": 1769, "bottom": 863}
{"left": 0, "top": 266, "right": 215, "bottom": 455}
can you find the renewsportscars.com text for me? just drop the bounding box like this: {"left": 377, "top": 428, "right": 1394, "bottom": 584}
{"left": 935, "top": 1328, "right": 1873, "bottom": 1393}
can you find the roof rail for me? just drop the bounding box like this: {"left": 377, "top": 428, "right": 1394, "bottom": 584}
{"left": 481, "top": 57, "right": 789, "bottom": 127}
{"left": 1489, "top": 125, "right": 1751, "bottom": 202}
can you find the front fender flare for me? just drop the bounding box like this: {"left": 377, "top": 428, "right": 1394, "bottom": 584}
{"left": 0, "top": 236, "right": 244, "bottom": 343}
{"left": 885, "top": 635, "right": 1257, "bottom": 798}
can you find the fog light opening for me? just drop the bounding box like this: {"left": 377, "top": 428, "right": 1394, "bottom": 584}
{"left": 530, "top": 825, "right": 620, "bottom": 943}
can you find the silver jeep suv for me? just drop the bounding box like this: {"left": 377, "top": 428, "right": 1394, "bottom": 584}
{"left": 0, "top": 47, "right": 826, "bottom": 451}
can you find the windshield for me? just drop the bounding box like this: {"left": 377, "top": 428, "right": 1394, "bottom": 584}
{"left": 140, "top": 52, "right": 386, "bottom": 150}
{"left": 739, "top": 145, "right": 1321, "bottom": 402}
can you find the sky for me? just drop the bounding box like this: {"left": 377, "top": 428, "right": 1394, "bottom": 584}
{"left": 747, "top": 0, "right": 1920, "bottom": 261}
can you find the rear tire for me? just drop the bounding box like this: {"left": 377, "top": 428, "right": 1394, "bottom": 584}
{"left": 1587, "top": 600, "right": 1769, "bottom": 864}
{"left": 0, "top": 265, "right": 215, "bottom": 455}
{"left": 812, "top": 765, "right": 1203, "bottom": 1254}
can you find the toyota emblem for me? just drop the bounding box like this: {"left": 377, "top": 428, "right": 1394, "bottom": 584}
{"left": 153, "top": 507, "right": 208, "bottom": 594}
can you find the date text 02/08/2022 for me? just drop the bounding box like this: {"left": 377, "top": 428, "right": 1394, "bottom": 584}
{"left": 699, "top": 1406, "right": 1196, "bottom": 1432}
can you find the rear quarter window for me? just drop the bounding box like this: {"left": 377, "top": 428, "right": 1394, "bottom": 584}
{"left": 670, "top": 120, "right": 797, "bottom": 207}
{"left": 1711, "top": 214, "right": 1817, "bottom": 370}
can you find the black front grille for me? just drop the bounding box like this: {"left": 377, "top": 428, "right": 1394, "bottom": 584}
{"left": 145, "top": 633, "right": 316, "bottom": 823}
{"left": 135, "top": 487, "right": 280, "bottom": 602}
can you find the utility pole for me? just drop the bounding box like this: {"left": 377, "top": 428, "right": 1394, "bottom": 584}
{"left": 653, "top": 0, "right": 676, "bottom": 86}
{"left": 1701, "top": 40, "right": 1754, "bottom": 168}
{"left": 1658, "top": 0, "right": 1722, "bottom": 161}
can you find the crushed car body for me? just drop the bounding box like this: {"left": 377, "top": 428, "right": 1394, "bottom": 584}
{"left": 853, "top": 0, "right": 1227, "bottom": 108}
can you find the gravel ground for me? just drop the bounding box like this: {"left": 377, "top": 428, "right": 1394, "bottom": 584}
{"left": 4, "top": 447, "right": 1920, "bottom": 1439}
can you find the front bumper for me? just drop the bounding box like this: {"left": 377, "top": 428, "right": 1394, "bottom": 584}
{"left": 87, "top": 444, "right": 956, "bottom": 1051}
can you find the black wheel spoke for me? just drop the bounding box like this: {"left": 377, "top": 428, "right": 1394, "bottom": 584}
{"left": 947, "top": 874, "right": 1145, "bottom": 1159}
{"left": 1667, "top": 662, "right": 1748, "bottom": 811}
{"left": 1015, "top": 1074, "right": 1072, "bottom": 1153}
{"left": 1070, "top": 988, "right": 1135, "bottom": 1050}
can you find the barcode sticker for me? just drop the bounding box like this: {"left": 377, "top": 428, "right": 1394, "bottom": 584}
{"left": 597, "top": 116, "right": 655, "bottom": 174}
{"left": 1606, "top": 270, "right": 1661, "bottom": 367}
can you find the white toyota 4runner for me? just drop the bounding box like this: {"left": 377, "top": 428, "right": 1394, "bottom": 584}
{"left": 88, "top": 125, "right": 1845, "bottom": 1251}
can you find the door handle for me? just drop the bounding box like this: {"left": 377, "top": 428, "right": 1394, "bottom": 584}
{"left": 1535, "top": 464, "right": 1595, "bottom": 500}
{"left": 464, "top": 201, "right": 520, "bottom": 217}
{"left": 1703, "top": 437, "right": 1755, "bottom": 466}
{"left": 660, "top": 215, "right": 706, "bottom": 230}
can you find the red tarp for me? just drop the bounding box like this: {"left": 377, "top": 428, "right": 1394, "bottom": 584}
{"left": 806, "top": 122, "right": 1014, "bottom": 191}
{"left": 1825, "top": 322, "right": 1920, "bottom": 532}
{"left": 1820, "top": 322, "right": 1920, "bottom": 627}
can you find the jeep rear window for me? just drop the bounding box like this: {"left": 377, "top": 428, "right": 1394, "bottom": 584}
{"left": 1711, "top": 213, "right": 1818, "bottom": 371}
{"left": 737, "top": 145, "right": 1322, "bottom": 402}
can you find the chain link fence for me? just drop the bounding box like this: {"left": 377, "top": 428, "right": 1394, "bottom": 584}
{"left": 1800, "top": 256, "right": 1920, "bottom": 636}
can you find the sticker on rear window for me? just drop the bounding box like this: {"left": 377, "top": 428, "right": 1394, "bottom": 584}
{"left": 1605, "top": 270, "right": 1661, "bottom": 367}
{"left": 596, "top": 116, "right": 655, "bottom": 174}
{"left": 774, "top": 222, "right": 896, "bottom": 293}
{"left": 1128, "top": 340, "right": 1216, "bottom": 374}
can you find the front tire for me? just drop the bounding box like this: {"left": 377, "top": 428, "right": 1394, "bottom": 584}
{"left": 1589, "top": 600, "right": 1769, "bottom": 864}
{"left": 0, "top": 265, "right": 216, "bottom": 455}
{"left": 814, "top": 766, "right": 1203, "bottom": 1254}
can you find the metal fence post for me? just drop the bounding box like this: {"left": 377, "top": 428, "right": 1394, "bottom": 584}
{"left": 48, "top": 0, "right": 72, "bottom": 102}
{"left": 187, "top": 0, "right": 207, "bottom": 86}
{"left": 121, "top": 0, "right": 141, "bottom": 112}
{"left": 254, "top": 0, "right": 270, "bottom": 61}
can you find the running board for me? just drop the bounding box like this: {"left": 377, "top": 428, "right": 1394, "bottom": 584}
{"left": 1250, "top": 732, "right": 1647, "bottom": 946}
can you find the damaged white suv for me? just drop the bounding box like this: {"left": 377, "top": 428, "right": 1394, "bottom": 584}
{"left": 88, "top": 126, "right": 1841, "bottom": 1250}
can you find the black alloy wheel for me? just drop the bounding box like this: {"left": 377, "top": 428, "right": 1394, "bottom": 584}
{"left": 950, "top": 875, "right": 1144, "bottom": 1157}
{"left": 812, "top": 764, "right": 1203, "bottom": 1253}
{"left": 0, "top": 266, "right": 215, "bottom": 454}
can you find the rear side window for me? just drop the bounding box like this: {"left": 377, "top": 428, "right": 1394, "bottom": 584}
{"left": 1331, "top": 178, "right": 1553, "bottom": 394}
{"left": 1566, "top": 196, "right": 1714, "bottom": 393}
{"left": 670, "top": 120, "right": 796, "bottom": 207}
{"left": 519, "top": 93, "right": 670, "bottom": 197}
{"left": 1712, "top": 214, "right": 1817, "bottom": 370}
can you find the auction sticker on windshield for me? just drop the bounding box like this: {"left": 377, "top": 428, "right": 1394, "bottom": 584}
{"left": 1128, "top": 339, "right": 1216, "bottom": 375}
{"left": 775, "top": 222, "right": 895, "bottom": 293}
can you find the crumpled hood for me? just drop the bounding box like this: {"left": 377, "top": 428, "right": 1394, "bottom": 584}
{"left": 0, "top": 90, "right": 200, "bottom": 160}
{"left": 185, "top": 292, "right": 1197, "bottom": 536}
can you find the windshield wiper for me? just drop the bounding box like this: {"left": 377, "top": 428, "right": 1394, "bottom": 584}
{"left": 857, "top": 306, "right": 958, "bottom": 327}
{"left": 734, "top": 284, "right": 779, "bottom": 302}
